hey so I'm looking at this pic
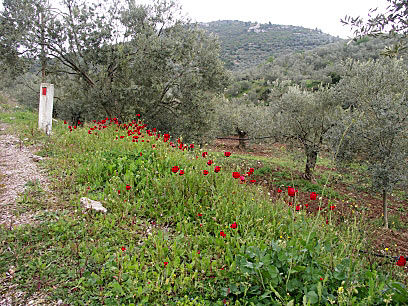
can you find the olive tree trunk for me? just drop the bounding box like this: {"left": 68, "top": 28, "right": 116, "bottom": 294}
{"left": 383, "top": 189, "right": 388, "bottom": 229}
{"left": 236, "top": 128, "right": 247, "bottom": 149}
{"left": 304, "top": 148, "right": 318, "bottom": 181}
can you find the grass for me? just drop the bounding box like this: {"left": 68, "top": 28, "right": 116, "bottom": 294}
{"left": 0, "top": 108, "right": 407, "bottom": 305}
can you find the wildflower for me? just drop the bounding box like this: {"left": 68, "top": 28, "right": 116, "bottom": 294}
{"left": 320, "top": 277, "right": 323, "bottom": 281}
{"left": 164, "top": 262, "right": 168, "bottom": 266}
{"left": 203, "top": 170, "right": 209, "bottom": 176}
{"left": 310, "top": 192, "right": 317, "bottom": 200}
{"left": 118, "top": 190, "right": 120, "bottom": 194}
{"left": 240, "top": 175, "right": 245, "bottom": 182}
{"left": 121, "top": 246, "right": 126, "bottom": 252}
{"left": 330, "top": 205, "right": 336, "bottom": 210}
{"left": 224, "top": 152, "right": 231, "bottom": 157}
{"left": 197, "top": 213, "right": 202, "bottom": 217}
{"left": 126, "top": 185, "right": 131, "bottom": 191}
{"left": 295, "top": 205, "right": 301, "bottom": 211}
{"left": 250, "top": 179, "right": 256, "bottom": 183}
{"left": 220, "top": 231, "right": 226, "bottom": 238}
{"left": 249, "top": 168, "right": 254, "bottom": 173}
{"left": 232, "top": 172, "right": 240, "bottom": 179}
{"left": 179, "top": 170, "right": 185, "bottom": 176}
{"left": 277, "top": 188, "right": 282, "bottom": 193}
{"left": 171, "top": 166, "right": 179, "bottom": 173}
{"left": 214, "top": 166, "right": 221, "bottom": 173}
{"left": 207, "top": 160, "right": 213, "bottom": 166}
{"left": 338, "top": 287, "right": 344, "bottom": 294}
{"left": 64, "top": 120, "right": 67, "bottom": 124}
{"left": 202, "top": 152, "right": 208, "bottom": 158}
{"left": 197, "top": 250, "right": 200, "bottom": 254}
{"left": 326, "top": 219, "right": 329, "bottom": 224}
{"left": 288, "top": 186, "right": 295, "bottom": 197}
{"left": 190, "top": 144, "right": 194, "bottom": 149}
{"left": 397, "top": 256, "right": 406, "bottom": 267}
{"left": 230, "top": 222, "right": 237, "bottom": 229}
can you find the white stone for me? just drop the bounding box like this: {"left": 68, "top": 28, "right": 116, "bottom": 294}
{"left": 38, "top": 83, "right": 54, "bottom": 135}
{"left": 80, "top": 197, "right": 107, "bottom": 213}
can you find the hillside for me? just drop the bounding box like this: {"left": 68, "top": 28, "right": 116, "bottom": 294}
{"left": 199, "top": 20, "right": 343, "bottom": 70}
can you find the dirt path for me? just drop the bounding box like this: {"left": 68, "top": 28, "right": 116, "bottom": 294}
{"left": 0, "top": 123, "right": 50, "bottom": 229}
{"left": 0, "top": 123, "right": 59, "bottom": 305}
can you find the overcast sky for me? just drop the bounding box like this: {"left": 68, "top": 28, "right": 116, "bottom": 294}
{"left": 177, "top": 0, "right": 389, "bottom": 38}
{"left": 1, "top": 0, "right": 389, "bottom": 39}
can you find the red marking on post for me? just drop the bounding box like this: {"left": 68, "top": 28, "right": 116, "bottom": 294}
{"left": 42, "top": 87, "right": 47, "bottom": 95}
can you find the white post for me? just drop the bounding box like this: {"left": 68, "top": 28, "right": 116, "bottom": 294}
{"left": 38, "top": 83, "right": 54, "bottom": 135}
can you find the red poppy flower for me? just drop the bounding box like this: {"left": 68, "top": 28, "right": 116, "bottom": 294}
{"left": 295, "top": 205, "right": 300, "bottom": 211}
{"left": 310, "top": 192, "right": 318, "bottom": 200}
{"left": 250, "top": 179, "right": 256, "bottom": 183}
{"left": 240, "top": 176, "right": 245, "bottom": 182}
{"left": 220, "top": 231, "right": 226, "bottom": 238}
{"left": 197, "top": 250, "right": 200, "bottom": 254}
{"left": 203, "top": 170, "right": 209, "bottom": 176}
{"left": 197, "top": 213, "right": 202, "bottom": 217}
{"left": 230, "top": 222, "right": 237, "bottom": 229}
{"left": 305, "top": 204, "right": 309, "bottom": 208}
{"left": 326, "top": 219, "right": 329, "bottom": 224}
{"left": 288, "top": 186, "right": 295, "bottom": 197}
{"left": 214, "top": 166, "right": 221, "bottom": 173}
{"left": 73, "top": 126, "right": 77, "bottom": 129}
{"left": 330, "top": 205, "right": 336, "bottom": 210}
{"left": 121, "top": 246, "right": 126, "bottom": 252}
{"left": 164, "top": 262, "right": 168, "bottom": 266}
{"left": 249, "top": 168, "right": 254, "bottom": 173}
{"left": 118, "top": 190, "right": 120, "bottom": 194}
{"left": 64, "top": 120, "right": 67, "bottom": 124}
{"left": 232, "top": 172, "right": 240, "bottom": 179}
{"left": 320, "top": 277, "right": 323, "bottom": 281}
{"left": 224, "top": 152, "right": 231, "bottom": 157}
{"left": 397, "top": 256, "right": 406, "bottom": 266}
{"left": 190, "top": 144, "right": 194, "bottom": 149}
{"left": 126, "top": 185, "right": 131, "bottom": 191}
{"left": 202, "top": 152, "right": 208, "bottom": 157}
{"left": 207, "top": 160, "right": 213, "bottom": 166}
{"left": 68, "top": 125, "right": 72, "bottom": 129}
{"left": 277, "top": 188, "right": 282, "bottom": 193}
{"left": 171, "top": 166, "right": 179, "bottom": 173}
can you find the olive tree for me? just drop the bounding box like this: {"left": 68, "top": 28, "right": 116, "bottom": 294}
{"left": 216, "top": 95, "right": 273, "bottom": 148}
{"left": 0, "top": 0, "right": 229, "bottom": 141}
{"left": 270, "top": 85, "right": 342, "bottom": 180}
{"left": 332, "top": 58, "right": 408, "bottom": 228}
{"left": 342, "top": 0, "right": 408, "bottom": 57}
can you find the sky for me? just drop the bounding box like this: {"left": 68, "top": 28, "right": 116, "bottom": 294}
{"left": 177, "top": 0, "right": 390, "bottom": 39}
{"left": 0, "top": 0, "right": 390, "bottom": 39}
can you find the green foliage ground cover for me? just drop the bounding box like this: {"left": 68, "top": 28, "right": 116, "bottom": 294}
{"left": 0, "top": 108, "right": 407, "bottom": 305}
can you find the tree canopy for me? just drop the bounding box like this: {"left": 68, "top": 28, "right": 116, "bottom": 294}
{"left": 0, "top": 0, "right": 230, "bottom": 141}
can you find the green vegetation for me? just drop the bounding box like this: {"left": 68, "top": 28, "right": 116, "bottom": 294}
{"left": 0, "top": 108, "right": 407, "bottom": 304}
{"left": 199, "top": 20, "right": 342, "bottom": 70}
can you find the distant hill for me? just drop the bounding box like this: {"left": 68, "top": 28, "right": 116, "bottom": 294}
{"left": 199, "top": 20, "right": 344, "bottom": 70}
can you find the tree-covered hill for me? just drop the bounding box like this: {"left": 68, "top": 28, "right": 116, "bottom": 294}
{"left": 199, "top": 20, "right": 343, "bottom": 70}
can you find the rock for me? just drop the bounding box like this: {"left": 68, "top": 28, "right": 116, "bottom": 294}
{"left": 80, "top": 197, "right": 107, "bottom": 213}
{"left": 31, "top": 155, "right": 43, "bottom": 162}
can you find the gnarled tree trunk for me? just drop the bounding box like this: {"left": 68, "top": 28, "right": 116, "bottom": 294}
{"left": 304, "top": 147, "right": 318, "bottom": 181}
{"left": 236, "top": 127, "right": 247, "bottom": 150}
